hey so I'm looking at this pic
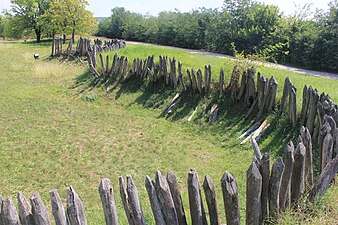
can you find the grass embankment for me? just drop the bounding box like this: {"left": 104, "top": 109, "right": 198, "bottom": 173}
{"left": 0, "top": 40, "right": 337, "bottom": 224}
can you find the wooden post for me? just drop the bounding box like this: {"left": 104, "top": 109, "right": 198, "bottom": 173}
{"left": 187, "top": 69, "right": 193, "bottom": 93}
{"left": 245, "top": 68, "right": 256, "bottom": 107}
{"left": 207, "top": 65, "right": 211, "bottom": 94}
{"left": 219, "top": 70, "right": 224, "bottom": 97}
{"left": 145, "top": 176, "right": 165, "bottom": 225}
{"left": 308, "top": 154, "right": 338, "bottom": 202}
{"left": 266, "top": 76, "right": 278, "bottom": 112}
{"left": 188, "top": 169, "right": 207, "bottom": 225}
{"left": 99, "top": 178, "right": 118, "bottom": 225}
{"left": 155, "top": 171, "right": 179, "bottom": 225}
{"left": 269, "top": 157, "right": 285, "bottom": 219}
{"left": 280, "top": 77, "right": 291, "bottom": 114}
{"left": 17, "top": 192, "right": 34, "bottom": 225}
{"left": 191, "top": 69, "right": 198, "bottom": 94}
{"left": 166, "top": 171, "right": 187, "bottom": 225}
{"left": 229, "top": 66, "right": 240, "bottom": 102}
{"left": 259, "top": 153, "right": 270, "bottom": 220}
{"left": 246, "top": 162, "right": 262, "bottom": 225}
{"left": 320, "top": 122, "right": 334, "bottom": 172}
{"left": 291, "top": 138, "right": 306, "bottom": 204}
{"left": 257, "top": 76, "right": 268, "bottom": 117}
{"left": 110, "top": 53, "right": 118, "bottom": 76}
{"left": 50, "top": 189, "right": 68, "bottom": 225}
{"left": 221, "top": 172, "right": 240, "bottom": 225}
{"left": 289, "top": 85, "right": 297, "bottom": 126}
{"left": 172, "top": 57, "right": 177, "bottom": 88}
{"left": 163, "top": 56, "right": 168, "bottom": 85}
{"left": 106, "top": 55, "right": 110, "bottom": 74}
{"left": 99, "top": 53, "right": 105, "bottom": 77}
{"left": 300, "top": 126, "right": 313, "bottom": 187}
{"left": 178, "top": 61, "right": 184, "bottom": 89}
{"left": 237, "top": 71, "right": 246, "bottom": 101}
{"left": 30, "top": 192, "right": 51, "bottom": 225}
{"left": 119, "top": 176, "right": 134, "bottom": 225}
{"left": 67, "top": 186, "right": 87, "bottom": 225}
{"left": 1, "top": 197, "right": 20, "bottom": 225}
{"left": 279, "top": 141, "right": 294, "bottom": 211}
{"left": 197, "top": 69, "right": 203, "bottom": 95}
{"left": 306, "top": 87, "right": 319, "bottom": 135}
{"left": 126, "top": 175, "right": 146, "bottom": 225}
{"left": 300, "top": 85, "right": 310, "bottom": 125}
{"left": 203, "top": 175, "right": 220, "bottom": 225}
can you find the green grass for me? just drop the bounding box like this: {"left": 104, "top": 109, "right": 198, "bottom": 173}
{"left": 0, "top": 40, "right": 337, "bottom": 224}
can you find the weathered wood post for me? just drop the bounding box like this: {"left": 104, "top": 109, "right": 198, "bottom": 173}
{"left": 266, "top": 76, "right": 278, "bottom": 113}
{"left": 17, "top": 192, "right": 34, "bottom": 225}
{"left": 110, "top": 53, "right": 118, "bottom": 76}
{"left": 300, "top": 126, "right": 313, "bottom": 187}
{"left": 308, "top": 154, "right": 338, "bottom": 202}
{"left": 245, "top": 68, "right": 256, "bottom": 107}
{"left": 67, "top": 186, "right": 87, "bottom": 225}
{"left": 1, "top": 197, "right": 20, "bottom": 225}
{"left": 203, "top": 175, "right": 220, "bottom": 225}
{"left": 229, "top": 66, "right": 240, "bottom": 102}
{"left": 191, "top": 69, "right": 198, "bottom": 94}
{"left": 279, "top": 141, "right": 294, "bottom": 211}
{"left": 219, "top": 70, "right": 224, "bottom": 97}
{"left": 306, "top": 87, "right": 319, "bottom": 135}
{"left": 50, "top": 189, "right": 68, "bottom": 225}
{"left": 237, "top": 70, "right": 247, "bottom": 101}
{"left": 119, "top": 176, "right": 134, "bottom": 225}
{"left": 155, "top": 171, "right": 179, "bottom": 225}
{"left": 126, "top": 175, "right": 146, "bottom": 225}
{"left": 99, "top": 53, "right": 106, "bottom": 77}
{"left": 145, "top": 176, "right": 165, "bottom": 225}
{"left": 166, "top": 171, "right": 187, "bottom": 225}
{"left": 197, "top": 69, "right": 203, "bottom": 95}
{"left": 30, "top": 192, "right": 51, "bottom": 225}
{"left": 246, "top": 161, "right": 262, "bottom": 225}
{"left": 291, "top": 138, "right": 306, "bottom": 204}
{"left": 259, "top": 153, "right": 270, "bottom": 220}
{"left": 269, "top": 157, "right": 285, "bottom": 219}
{"left": 178, "top": 61, "right": 184, "bottom": 89}
{"left": 320, "top": 122, "right": 334, "bottom": 172}
{"left": 300, "top": 85, "right": 310, "bottom": 125}
{"left": 99, "top": 178, "right": 118, "bottom": 225}
{"left": 280, "top": 77, "right": 291, "bottom": 114}
{"left": 257, "top": 76, "right": 268, "bottom": 117}
{"left": 188, "top": 169, "right": 207, "bottom": 225}
{"left": 289, "top": 85, "right": 297, "bottom": 125}
{"left": 221, "top": 172, "right": 240, "bottom": 225}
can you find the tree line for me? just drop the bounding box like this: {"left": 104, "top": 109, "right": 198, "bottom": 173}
{"left": 0, "top": 0, "right": 96, "bottom": 43}
{"left": 96, "top": 0, "right": 338, "bottom": 72}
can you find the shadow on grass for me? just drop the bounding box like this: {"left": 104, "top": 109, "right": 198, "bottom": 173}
{"left": 73, "top": 73, "right": 301, "bottom": 158}
{"left": 23, "top": 39, "right": 53, "bottom": 47}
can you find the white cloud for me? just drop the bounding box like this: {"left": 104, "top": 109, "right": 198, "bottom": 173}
{"left": 0, "top": 0, "right": 11, "bottom": 13}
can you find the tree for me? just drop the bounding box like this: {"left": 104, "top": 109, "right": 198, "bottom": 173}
{"left": 50, "top": 0, "right": 96, "bottom": 42}
{"left": 10, "top": 0, "right": 50, "bottom": 42}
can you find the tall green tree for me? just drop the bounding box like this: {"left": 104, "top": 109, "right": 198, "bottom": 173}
{"left": 10, "top": 0, "right": 50, "bottom": 42}
{"left": 50, "top": 0, "right": 95, "bottom": 42}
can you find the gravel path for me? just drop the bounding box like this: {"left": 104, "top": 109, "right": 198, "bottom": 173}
{"left": 127, "top": 41, "right": 338, "bottom": 80}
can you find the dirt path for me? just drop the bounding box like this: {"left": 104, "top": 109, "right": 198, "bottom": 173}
{"left": 127, "top": 41, "right": 338, "bottom": 80}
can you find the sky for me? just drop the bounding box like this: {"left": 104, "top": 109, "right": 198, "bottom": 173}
{"left": 0, "top": 0, "right": 333, "bottom": 17}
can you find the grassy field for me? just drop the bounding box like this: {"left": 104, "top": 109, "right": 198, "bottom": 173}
{"left": 0, "top": 40, "right": 337, "bottom": 224}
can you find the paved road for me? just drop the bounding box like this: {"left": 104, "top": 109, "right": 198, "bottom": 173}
{"left": 127, "top": 41, "right": 338, "bottom": 80}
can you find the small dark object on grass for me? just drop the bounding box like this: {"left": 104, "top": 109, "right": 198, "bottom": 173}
{"left": 34, "top": 54, "right": 39, "bottom": 59}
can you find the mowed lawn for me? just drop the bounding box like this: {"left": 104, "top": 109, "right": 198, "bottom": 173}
{"left": 0, "top": 40, "right": 337, "bottom": 224}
